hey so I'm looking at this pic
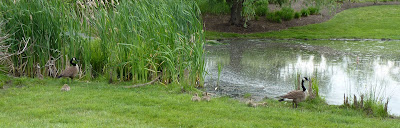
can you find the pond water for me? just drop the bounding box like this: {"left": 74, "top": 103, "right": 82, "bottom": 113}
{"left": 204, "top": 39, "right": 400, "bottom": 116}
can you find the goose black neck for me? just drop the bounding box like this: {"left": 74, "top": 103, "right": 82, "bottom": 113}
{"left": 301, "top": 80, "right": 307, "bottom": 92}
{"left": 70, "top": 59, "right": 76, "bottom": 66}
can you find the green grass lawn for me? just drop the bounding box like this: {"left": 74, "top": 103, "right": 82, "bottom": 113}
{"left": 206, "top": 5, "right": 400, "bottom": 40}
{"left": 0, "top": 76, "right": 399, "bottom": 127}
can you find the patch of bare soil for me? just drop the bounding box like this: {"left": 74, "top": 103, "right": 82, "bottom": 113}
{"left": 203, "top": 2, "right": 400, "bottom": 34}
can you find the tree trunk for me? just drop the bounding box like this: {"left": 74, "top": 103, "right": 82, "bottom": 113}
{"left": 228, "top": 0, "right": 244, "bottom": 26}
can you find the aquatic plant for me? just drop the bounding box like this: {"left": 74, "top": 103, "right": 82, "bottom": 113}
{"left": 311, "top": 71, "right": 320, "bottom": 97}
{"left": 217, "top": 62, "right": 223, "bottom": 87}
{"left": 343, "top": 83, "right": 391, "bottom": 118}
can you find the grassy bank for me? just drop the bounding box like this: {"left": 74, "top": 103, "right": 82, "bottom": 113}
{"left": 0, "top": 76, "right": 399, "bottom": 127}
{"left": 206, "top": 5, "right": 400, "bottom": 40}
{"left": 1, "top": 0, "right": 204, "bottom": 85}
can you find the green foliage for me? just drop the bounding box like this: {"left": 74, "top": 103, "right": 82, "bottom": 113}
{"left": 243, "top": 93, "right": 252, "bottom": 99}
{"left": 207, "top": 5, "right": 400, "bottom": 40}
{"left": 280, "top": 7, "right": 295, "bottom": 21}
{"left": 266, "top": 12, "right": 282, "bottom": 23}
{"left": 217, "top": 63, "right": 223, "bottom": 86}
{"left": 0, "top": 0, "right": 205, "bottom": 86}
{"left": 0, "top": 0, "right": 64, "bottom": 76}
{"left": 363, "top": 97, "right": 389, "bottom": 117}
{"left": 195, "top": 0, "right": 230, "bottom": 14}
{"left": 242, "top": 0, "right": 257, "bottom": 27}
{"left": 301, "top": 8, "right": 310, "bottom": 17}
{"left": 0, "top": 74, "right": 9, "bottom": 88}
{"left": 255, "top": 15, "right": 260, "bottom": 21}
{"left": 254, "top": 0, "right": 269, "bottom": 16}
{"left": 308, "top": 7, "right": 320, "bottom": 15}
{"left": 266, "top": 7, "right": 294, "bottom": 22}
{"left": 344, "top": 93, "right": 389, "bottom": 118}
{"left": 294, "top": 12, "right": 301, "bottom": 19}
{"left": 312, "top": 73, "right": 320, "bottom": 97}
{"left": 269, "top": 0, "right": 289, "bottom": 7}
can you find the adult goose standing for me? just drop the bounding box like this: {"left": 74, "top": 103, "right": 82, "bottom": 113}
{"left": 58, "top": 57, "right": 79, "bottom": 81}
{"left": 278, "top": 77, "right": 309, "bottom": 108}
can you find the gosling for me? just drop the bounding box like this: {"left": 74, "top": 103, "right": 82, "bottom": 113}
{"left": 61, "top": 84, "right": 70, "bottom": 91}
{"left": 247, "top": 99, "right": 257, "bottom": 107}
{"left": 58, "top": 57, "right": 79, "bottom": 81}
{"left": 247, "top": 99, "right": 267, "bottom": 108}
{"left": 192, "top": 93, "right": 201, "bottom": 102}
{"left": 202, "top": 92, "right": 211, "bottom": 102}
{"left": 35, "top": 63, "right": 43, "bottom": 79}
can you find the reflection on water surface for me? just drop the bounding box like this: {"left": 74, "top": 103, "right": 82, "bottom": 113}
{"left": 205, "top": 39, "right": 400, "bottom": 116}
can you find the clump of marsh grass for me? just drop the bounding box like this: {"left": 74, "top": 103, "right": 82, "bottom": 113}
{"left": 343, "top": 93, "right": 390, "bottom": 117}
{"left": 310, "top": 71, "right": 320, "bottom": 98}
{"left": 217, "top": 63, "right": 223, "bottom": 87}
{"left": 1, "top": 0, "right": 205, "bottom": 86}
{"left": 343, "top": 81, "right": 391, "bottom": 118}
{"left": 0, "top": 20, "right": 31, "bottom": 76}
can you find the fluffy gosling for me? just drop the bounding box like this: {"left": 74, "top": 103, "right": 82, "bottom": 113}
{"left": 247, "top": 99, "right": 267, "bottom": 107}
{"left": 202, "top": 92, "right": 211, "bottom": 102}
{"left": 192, "top": 93, "right": 201, "bottom": 102}
{"left": 35, "top": 63, "right": 43, "bottom": 79}
{"left": 61, "top": 84, "right": 70, "bottom": 91}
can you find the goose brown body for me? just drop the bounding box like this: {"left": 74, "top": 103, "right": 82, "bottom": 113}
{"left": 279, "top": 77, "right": 309, "bottom": 108}
{"left": 58, "top": 58, "right": 79, "bottom": 80}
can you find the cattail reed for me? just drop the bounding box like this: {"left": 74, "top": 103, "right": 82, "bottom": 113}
{"left": 1, "top": 0, "right": 205, "bottom": 86}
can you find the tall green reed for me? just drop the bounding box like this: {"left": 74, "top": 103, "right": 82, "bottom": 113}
{"left": 1, "top": 0, "right": 65, "bottom": 76}
{"left": 0, "top": 0, "right": 205, "bottom": 86}
{"left": 343, "top": 79, "right": 390, "bottom": 117}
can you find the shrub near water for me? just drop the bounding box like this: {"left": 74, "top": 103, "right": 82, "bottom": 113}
{"left": 196, "top": 0, "right": 230, "bottom": 14}
{"left": 255, "top": 0, "right": 269, "bottom": 16}
{"left": 280, "top": 7, "right": 295, "bottom": 21}
{"left": 301, "top": 8, "right": 310, "bottom": 17}
{"left": 308, "top": 7, "right": 320, "bottom": 15}
{"left": 266, "top": 12, "right": 282, "bottom": 23}
{"left": 0, "top": 0, "right": 205, "bottom": 86}
{"left": 294, "top": 12, "right": 301, "bottom": 19}
{"left": 266, "top": 7, "right": 294, "bottom": 23}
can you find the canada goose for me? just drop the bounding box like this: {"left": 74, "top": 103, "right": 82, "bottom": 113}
{"left": 278, "top": 77, "right": 309, "bottom": 108}
{"left": 57, "top": 57, "right": 79, "bottom": 81}
{"left": 202, "top": 92, "right": 211, "bottom": 102}
{"left": 61, "top": 84, "right": 70, "bottom": 91}
{"left": 35, "top": 63, "right": 43, "bottom": 79}
{"left": 192, "top": 93, "right": 201, "bottom": 102}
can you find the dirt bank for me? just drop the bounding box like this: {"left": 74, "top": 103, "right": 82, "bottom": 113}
{"left": 202, "top": 2, "right": 400, "bottom": 33}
